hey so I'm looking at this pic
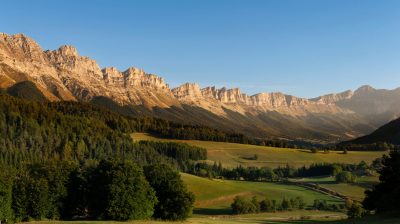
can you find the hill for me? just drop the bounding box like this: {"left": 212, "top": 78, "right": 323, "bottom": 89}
{"left": 0, "top": 94, "right": 209, "bottom": 169}
{"left": 344, "top": 117, "right": 400, "bottom": 145}
{"left": 6, "top": 81, "right": 48, "bottom": 102}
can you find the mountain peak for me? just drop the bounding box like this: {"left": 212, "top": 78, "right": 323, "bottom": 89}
{"left": 57, "top": 45, "right": 79, "bottom": 57}
{"left": 0, "top": 32, "right": 44, "bottom": 60}
{"left": 123, "top": 67, "right": 144, "bottom": 77}
{"left": 355, "top": 85, "right": 375, "bottom": 95}
{"left": 102, "top": 67, "right": 121, "bottom": 78}
{"left": 172, "top": 82, "right": 202, "bottom": 99}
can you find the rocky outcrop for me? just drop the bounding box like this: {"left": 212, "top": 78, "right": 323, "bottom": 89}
{"left": 310, "top": 90, "right": 354, "bottom": 105}
{"left": 174, "top": 84, "right": 314, "bottom": 109}
{"left": 172, "top": 83, "right": 203, "bottom": 99}
{"left": 0, "top": 33, "right": 46, "bottom": 62}
{"left": 0, "top": 33, "right": 176, "bottom": 107}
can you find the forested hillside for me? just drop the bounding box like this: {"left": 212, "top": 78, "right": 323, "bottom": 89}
{"left": 0, "top": 93, "right": 209, "bottom": 168}
{"left": 339, "top": 117, "right": 400, "bottom": 151}
{"left": 0, "top": 94, "right": 204, "bottom": 221}
{"left": 345, "top": 117, "right": 400, "bottom": 145}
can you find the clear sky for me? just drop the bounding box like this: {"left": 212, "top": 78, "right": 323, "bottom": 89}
{"left": 1, "top": 0, "right": 400, "bottom": 98}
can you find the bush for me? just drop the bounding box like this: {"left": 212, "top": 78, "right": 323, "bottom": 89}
{"left": 335, "top": 171, "right": 356, "bottom": 183}
{"left": 144, "top": 164, "right": 195, "bottom": 220}
{"left": 347, "top": 202, "right": 365, "bottom": 219}
{"left": 231, "top": 196, "right": 258, "bottom": 214}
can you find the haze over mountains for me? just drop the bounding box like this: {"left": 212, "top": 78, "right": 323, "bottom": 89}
{"left": 1, "top": 33, "right": 399, "bottom": 142}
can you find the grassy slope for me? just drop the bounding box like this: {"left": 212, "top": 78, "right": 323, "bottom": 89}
{"left": 133, "top": 133, "right": 386, "bottom": 168}
{"left": 181, "top": 173, "right": 342, "bottom": 215}
{"left": 290, "top": 176, "right": 379, "bottom": 201}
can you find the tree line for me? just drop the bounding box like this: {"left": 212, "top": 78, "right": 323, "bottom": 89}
{"left": 231, "top": 196, "right": 308, "bottom": 214}
{"left": 336, "top": 142, "right": 399, "bottom": 151}
{"left": 188, "top": 161, "right": 374, "bottom": 181}
{"left": 0, "top": 160, "right": 194, "bottom": 222}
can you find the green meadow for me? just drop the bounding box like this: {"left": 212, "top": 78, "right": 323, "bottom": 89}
{"left": 132, "top": 133, "right": 385, "bottom": 168}
{"left": 181, "top": 173, "right": 342, "bottom": 215}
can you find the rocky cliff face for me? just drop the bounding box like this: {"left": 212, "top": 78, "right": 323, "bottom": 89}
{"left": 175, "top": 85, "right": 313, "bottom": 108}
{"left": 0, "top": 33, "right": 177, "bottom": 107}
{"left": 310, "top": 90, "right": 354, "bottom": 105}
{"left": 1, "top": 32, "right": 398, "bottom": 142}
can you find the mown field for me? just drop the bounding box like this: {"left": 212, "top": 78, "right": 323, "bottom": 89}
{"left": 181, "top": 173, "right": 342, "bottom": 215}
{"left": 132, "top": 133, "right": 386, "bottom": 168}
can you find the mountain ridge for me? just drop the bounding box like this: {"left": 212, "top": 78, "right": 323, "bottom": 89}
{"left": 1, "top": 32, "right": 399, "bottom": 142}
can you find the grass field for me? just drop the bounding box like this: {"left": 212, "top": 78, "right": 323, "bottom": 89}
{"left": 132, "top": 133, "right": 386, "bottom": 168}
{"left": 181, "top": 173, "right": 342, "bottom": 215}
{"left": 290, "top": 176, "right": 379, "bottom": 201}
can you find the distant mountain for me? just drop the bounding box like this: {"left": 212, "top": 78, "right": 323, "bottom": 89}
{"left": 311, "top": 85, "right": 400, "bottom": 127}
{"left": 343, "top": 117, "right": 400, "bottom": 145}
{"left": 1, "top": 32, "right": 399, "bottom": 142}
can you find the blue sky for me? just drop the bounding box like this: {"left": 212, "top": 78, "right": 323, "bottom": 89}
{"left": 1, "top": 0, "right": 400, "bottom": 98}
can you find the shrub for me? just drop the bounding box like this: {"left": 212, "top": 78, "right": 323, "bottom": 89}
{"left": 347, "top": 202, "right": 365, "bottom": 219}
{"left": 335, "top": 171, "right": 356, "bottom": 183}
{"left": 231, "top": 196, "right": 258, "bottom": 214}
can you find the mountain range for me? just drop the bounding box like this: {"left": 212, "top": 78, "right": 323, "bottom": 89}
{"left": 1, "top": 32, "right": 399, "bottom": 142}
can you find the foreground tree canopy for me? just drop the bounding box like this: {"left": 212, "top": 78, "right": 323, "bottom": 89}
{"left": 0, "top": 160, "right": 195, "bottom": 222}
{"left": 363, "top": 150, "right": 400, "bottom": 213}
